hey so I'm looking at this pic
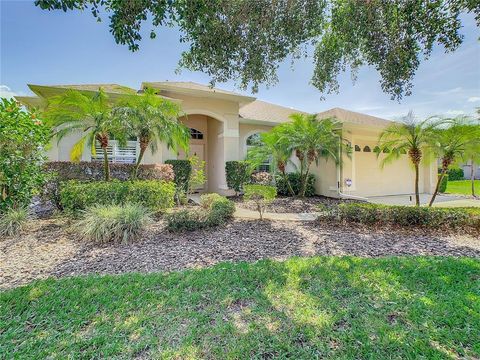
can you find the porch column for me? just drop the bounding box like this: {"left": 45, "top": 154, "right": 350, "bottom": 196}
{"left": 218, "top": 114, "right": 240, "bottom": 195}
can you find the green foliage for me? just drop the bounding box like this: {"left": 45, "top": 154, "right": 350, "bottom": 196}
{"left": 43, "top": 162, "right": 174, "bottom": 209}
{"left": 447, "top": 168, "right": 464, "bottom": 181}
{"left": 166, "top": 195, "right": 235, "bottom": 232}
{"left": 188, "top": 155, "right": 206, "bottom": 196}
{"left": 244, "top": 184, "right": 277, "bottom": 220}
{"left": 60, "top": 180, "right": 175, "bottom": 213}
{"left": 0, "top": 98, "right": 50, "bottom": 212}
{"left": 165, "top": 160, "right": 192, "bottom": 195}
{"left": 113, "top": 88, "right": 190, "bottom": 178}
{"left": 0, "top": 208, "right": 28, "bottom": 237}
{"left": 225, "top": 161, "right": 250, "bottom": 194}
{"left": 275, "top": 173, "right": 315, "bottom": 197}
{"left": 439, "top": 175, "right": 449, "bottom": 193}
{"left": 334, "top": 203, "right": 479, "bottom": 230}
{"left": 77, "top": 204, "right": 152, "bottom": 243}
{"left": 36, "top": 0, "right": 478, "bottom": 100}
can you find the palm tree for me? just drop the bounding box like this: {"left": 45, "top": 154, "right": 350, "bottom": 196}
{"left": 114, "top": 88, "right": 190, "bottom": 179}
{"left": 247, "top": 130, "right": 296, "bottom": 196}
{"left": 378, "top": 112, "right": 439, "bottom": 206}
{"left": 281, "top": 113, "right": 344, "bottom": 197}
{"left": 44, "top": 89, "right": 119, "bottom": 181}
{"left": 428, "top": 117, "right": 472, "bottom": 206}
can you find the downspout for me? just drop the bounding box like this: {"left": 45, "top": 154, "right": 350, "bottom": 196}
{"left": 336, "top": 138, "right": 368, "bottom": 202}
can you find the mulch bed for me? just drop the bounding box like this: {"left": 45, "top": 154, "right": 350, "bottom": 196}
{"left": 231, "top": 195, "right": 359, "bottom": 213}
{"left": 1, "top": 217, "right": 479, "bottom": 290}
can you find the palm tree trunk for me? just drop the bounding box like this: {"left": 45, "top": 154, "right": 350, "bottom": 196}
{"left": 471, "top": 160, "right": 476, "bottom": 198}
{"left": 429, "top": 170, "right": 446, "bottom": 207}
{"left": 133, "top": 146, "right": 147, "bottom": 180}
{"left": 102, "top": 146, "right": 110, "bottom": 181}
{"left": 282, "top": 171, "right": 295, "bottom": 197}
{"left": 414, "top": 163, "right": 420, "bottom": 206}
{"left": 299, "top": 161, "right": 312, "bottom": 198}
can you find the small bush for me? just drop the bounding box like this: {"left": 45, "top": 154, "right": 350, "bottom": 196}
{"left": 439, "top": 174, "right": 448, "bottom": 193}
{"left": 447, "top": 168, "right": 464, "bottom": 181}
{"left": 0, "top": 208, "right": 28, "bottom": 236}
{"left": 165, "top": 160, "right": 192, "bottom": 194}
{"left": 226, "top": 161, "right": 250, "bottom": 194}
{"left": 77, "top": 204, "right": 152, "bottom": 243}
{"left": 275, "top": 173, "right": 315, "bottom": 197}
{"left": 251, "top": 171, "right": 272, "bottom": 185}
{"left": 166, "top": 195, "right": 235, "bottom": 232}
{"left": 244, "top": 184, "right": 277, "bottom": 220}
{"left": 333, "top": 203, "right": 478, "bottom": 229}
{"left": 60, "top": 180, "right": 175, "bottom": 213}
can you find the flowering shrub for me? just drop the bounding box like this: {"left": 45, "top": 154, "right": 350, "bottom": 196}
{"left": 0, "top": 98, "right": 50, "bottom": 212}
{"left": 251, "top": 171, "right": 272, "bottom": 185}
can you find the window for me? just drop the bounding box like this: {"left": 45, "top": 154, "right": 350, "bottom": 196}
{"left": 246, "top": 132, "right": 270, "bottom": 172}
{"left": 190, "top": 128, "right": 204, "bottom": 140}
{"left": 355, "top": 145, "right": 361, "bottom": 152}
{"left": 92, "top": 139, "right": 137, "bottom": 164}
{"left": 363, "top": 146, "right": 371, "bottom": 152}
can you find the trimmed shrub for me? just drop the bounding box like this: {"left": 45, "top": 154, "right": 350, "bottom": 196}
{"left": 333, "top": 203, "right": 479, "bottom": 229}
{"left": 226, "top": 161, "right": 250, "bottom": 194}
{"left": 275, "top": 173, "right": 315, "bottom": 197}
{"left": 439, "top": 174, "right": 448, "bottom": 193}
{"left": 244, "top": 184, "right": 277, "bottom": 220}
{"left": 60, "top": 180, "right": 175, "bottom": 213}
{"left": 165, "top": 160, "right": 192, "bottom": 194}
{"left": 199, "top": 193, "right": 224, "bottom": 209}
{"left": 77, "top": 204, "right": 152, "bottom": 243}
{"left": 447, "top": 168, "right": 464, "bottom": 181}
{"left": 43, "top": 162, "right": 174, "bottom": 209}
{"left": 166, "top": 195, "right": 235, "bottom": 232}
{"left": 0, "top": 208, "right": 28, "bottom": 236}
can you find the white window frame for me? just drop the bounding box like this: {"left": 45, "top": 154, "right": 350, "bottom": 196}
{"left": 246, "top": 132, "right": 271, "bottom": 173}
{"left": 92, "top": 139, "right": 138, "bottom": 164}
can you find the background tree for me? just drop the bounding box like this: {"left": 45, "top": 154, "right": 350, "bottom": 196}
{"left": 35, "top": 0, "right": 479, "bottom": 99}
{"left": 114, "top": 88, "right": 190, "bottom": 179}
{"left": 44, "top": 89, "right": 121, "bottom": 181}
{"left": 428, "top": 117, "right": 471, "bottom": 206}
{"left": 378, "top": 113, "right": 440, "bottom": 206}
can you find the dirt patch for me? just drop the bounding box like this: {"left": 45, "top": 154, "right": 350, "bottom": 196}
{"left": 1, "top": 217, "right": 479, "bottom": 290}
{"left": 232, "top": 195, "right": 358, "bottom": 213}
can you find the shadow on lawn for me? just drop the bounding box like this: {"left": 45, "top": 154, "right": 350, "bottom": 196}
{"left": 2, "top": 256, "right": 479, "bottom": 359}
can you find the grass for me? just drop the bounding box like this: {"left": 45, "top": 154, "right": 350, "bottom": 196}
{"left": 445, "top": 180, "right": 480, "bottom": 196}
{"left": 1, "top": 257, "right": 479, "bottom": 359}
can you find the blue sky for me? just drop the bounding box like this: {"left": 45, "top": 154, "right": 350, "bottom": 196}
{"left": 1, "top": 0, "right": 479, "bottom": 120}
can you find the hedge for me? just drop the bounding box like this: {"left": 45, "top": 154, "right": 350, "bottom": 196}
{"left": 60, "top": 180, "right": 175, "bottom": 213}
{"left": 225, "top": 161, "right": 250, "bottom": 193}
{"left": 448, "top": 168, "right": 464, "bottom": 181}
{"left": 332, "top": 203, "right": 479, "bottom": 230}
{"left": 44, "top": 161, "right": 174, "bottom": 182}
{"left": 439, "top": 174, "right": 448, "bottom": 193}
{"left": 275, "top": 172, "right": 316, "bottom": 197}
{"left": 165, "top": 160, "right": 192, "bottom": 194}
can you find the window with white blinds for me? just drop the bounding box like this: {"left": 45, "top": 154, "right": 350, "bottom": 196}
{"left": 92, "top": 140, "right": 138, "bottom": 164}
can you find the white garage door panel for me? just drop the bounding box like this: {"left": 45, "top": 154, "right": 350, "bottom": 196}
{"left": 354, "top": 153, "right": 417, "bottom": 197}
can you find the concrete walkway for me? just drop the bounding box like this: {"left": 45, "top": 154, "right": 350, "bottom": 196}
{"left": 234, "top": 207, "right": 318, "bottom": 221}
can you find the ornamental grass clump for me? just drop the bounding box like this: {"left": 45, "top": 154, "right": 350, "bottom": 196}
{"left": 0, "top": 208, "right": 28, "bottom": 237}
{"left": 244, "top": 184, "right": 277, "bottom": 220}
{"left": 77, "top": 204, "right": 152, "bottom": 243}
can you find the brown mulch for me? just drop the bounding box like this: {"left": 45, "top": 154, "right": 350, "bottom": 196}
{"left": 232, "top": 195, "right": 358, "bottom": 213}
{"left": 1, "top": 217, "right": 479, "bottom": 290}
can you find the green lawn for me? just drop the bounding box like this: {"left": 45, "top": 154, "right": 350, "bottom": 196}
{"left": 445, "top": 180, "right": 479, "bottom": 195}
{"left": 1, "top": 257, "right": 479, "bottom": 359}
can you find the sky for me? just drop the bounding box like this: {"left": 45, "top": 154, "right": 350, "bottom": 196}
{"left": 1, "top": 0, "right": 479, "bottom": 120}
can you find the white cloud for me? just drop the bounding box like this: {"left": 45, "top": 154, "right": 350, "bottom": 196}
{"left": 467, "top": 96, "right": 480, "bottom": 103}
{"left": 423, "top": 87, "right": 463, "bottom": 96}
{"left": 0, "top": 85, "right": 25, "bottom": 99}
{"left": 445, "top": 109, "right": 465, "bottom": 116}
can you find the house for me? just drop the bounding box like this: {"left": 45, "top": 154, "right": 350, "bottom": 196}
{"left": 16, "top": 82, "right": 437, "bottom": 199}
